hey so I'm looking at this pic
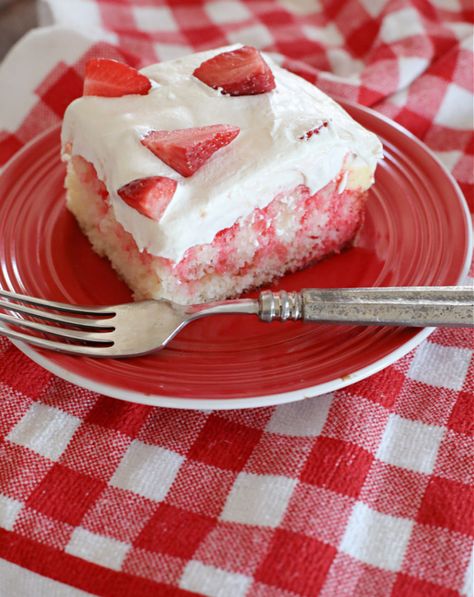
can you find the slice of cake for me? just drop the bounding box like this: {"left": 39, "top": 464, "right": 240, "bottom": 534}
{"left": 61, "top": 45, "right": 382, "bottom": 304}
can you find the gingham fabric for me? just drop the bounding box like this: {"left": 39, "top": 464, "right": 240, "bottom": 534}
{"left": 0, "top": 1, "right": 473, "bottom": 595}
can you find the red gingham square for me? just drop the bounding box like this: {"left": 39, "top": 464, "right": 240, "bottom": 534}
{"left": 59, "top": 423, "right": 132, "bottom": 481}
{"left": 86, "top": 396, "right": 151, "bottom": 438}
{"left": 322, "top": 394, "right": 389, "bottom": 452}
{"left": 0, "top": 442, "right": 53, "bottom": 501}
{"left": 81, "top": 486, "right": 156, "bottom": 543}
{"left": 0, "top": 132, "right": 23, "bottom": 166}
{"left": 123, "top": 547, "right": 186, "bottom": 585}
{"left": 113, "top": 35, "right": 160, "bottom": 66}
{"left": 36, "top": 377, "right": 98, "bottom": 419}
{"left": 26, "top": 464, "right": 106, "bottom": 526}
{"left": 282, "top": 483, "right": 354, "bottom": 547}
{"left": 349, "top": 367, "right": 406, "bottom": 407}
{"left": 453, "top": 48, "right": 474, "bottom": 89}
{"left": 137, "top": 409, "right": 207, "bottom": 454}
{"left": 323, "top": 0, "right": 370, "bottom": 36}
{"left": 417, "top": 476, "right": 474, "bottom": 536}
{"left": 359, "top": 460, "right": 430, "bottom": 519}
{"left": 276, "top": 38, "right": 329, "bottom": 69}
{"left": 320, "top": 552, "right": 396, "bottom": 597}
{"left": 405, "top": 74, "right": 451, "bottom": 121}
{"left": 254, "top": 529, "right": 336, "bottom": 596}
{"left": 194, "top": 522, "right": 274, "bottom": 576}
{"left": 247, "top": 583, "right": 302, "bottom": 597}
{"left": 17, "top": 102, "right": 59, "bottom": 142}
{"left": 360, "top": 61, "right": 399, "bottom": 101}
{"left": 0, "top": 348, "right": 52, "bottom": 399}
{"left": 187, "top": 415, "right": 263, "bottom": 471}
{"left": 171, "top": 4, "right": 228, "bottom": 48}
{"left": 217, "top": 409, "right": 274, "bottom": 430}
{"left": 0, "top": 390, "right": 31, "bottom": 440}
{"left": 347, "top": 18, "right": 382, "bottom": 57}
{"left": 13, "top": 507, "right": 74, "bottom": 550}
{"left": 447, "top": 391, "right": 474, "bottom": 435}
{"left": 243, "top": 433, "right": 314, "bottom": 478}
{"left": 394, "top": 105, "right": 433, "bottom": 138}
{"left": 402, "top": 523, "right": 472, "bottom": 590}
{"left": 453, "top": 153, "right": 474, "bottom": 189}
{"left": 434, "top": 429, "right": 474, "bottom": 485}
{"left": 432, "top": 326, "right": 474, "bottom": 351}
{"left": 257, "top": 5, "right": 296, "bottom": 28}
{"left": 134, "top": 502, "right": 215, "bottom": 559}
{"left": 36, "top": 63, "right": 84, "bottom": 118}
{"left": 170, "top": 3, "right": 218, "bottom": 29}
{"left": 424, "top": 124, "right": 473, "bottom": 153}
{"left": 392, "top": 573, "right": 461, "bottom": 597}
{"left": 300, "top": 437, "right": 374, "bottom": 497}
{"left": 165, "top": 460, "right": 236, "bottom": 517}
{"left": 98, "top": 3, "right": 137, "bottom": 31}
{"left": 393, "top": 379, "right": 458, "bottom": 427}
{"left": 462, "top": 355, "right": 474, "bottom": 394}
{"left": 313, "top": 74, "right": 360, "bottom": 102}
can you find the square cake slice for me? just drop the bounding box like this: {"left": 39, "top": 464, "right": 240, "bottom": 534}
{"left": 62, "top": 45, "right": 382, "bottom": 304}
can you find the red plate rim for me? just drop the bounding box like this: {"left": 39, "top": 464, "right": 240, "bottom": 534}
{"left": 1, "top": 101, "right": 472, "bottom": 410}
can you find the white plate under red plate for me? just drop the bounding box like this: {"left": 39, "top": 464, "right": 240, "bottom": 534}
{"left": 0, "top": 102, "right": 471, "bottom": 409}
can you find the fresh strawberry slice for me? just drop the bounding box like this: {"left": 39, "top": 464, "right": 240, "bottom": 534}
{"left": 117, "top": 177, "right": 177, "bottom": 221}
{"left": 141, "top": 124, "right": 240, "bottom": 177}
{"left": 83, "top": 58, "right": 151, "bottom": 97}
{"left": 193, "top": 46, "right": 276, "bottom": 96}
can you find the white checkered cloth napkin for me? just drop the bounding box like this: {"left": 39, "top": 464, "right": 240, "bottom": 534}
{"left": 0, "top": 1, "right": 472, "bottom": 596}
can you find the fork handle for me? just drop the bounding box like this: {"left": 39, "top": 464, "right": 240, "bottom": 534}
{"left": 258, "top": 286, "right": 474, "bottom": 327}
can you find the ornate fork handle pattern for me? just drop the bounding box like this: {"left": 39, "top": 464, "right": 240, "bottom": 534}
{"left": 256, "top": 287, "right": 473, "bottom": 327}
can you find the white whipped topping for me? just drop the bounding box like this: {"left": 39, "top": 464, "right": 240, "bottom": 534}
{"left": 62, "top": 45, "right": 383, "bottom": 262}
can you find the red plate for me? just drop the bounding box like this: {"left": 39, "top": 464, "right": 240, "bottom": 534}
{"left": 0, "top": 103, "right": 471, "bottom": 409}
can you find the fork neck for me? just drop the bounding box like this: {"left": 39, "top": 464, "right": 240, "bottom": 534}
{"left": 185, "top": 298, "right": 259, "bottom": 319}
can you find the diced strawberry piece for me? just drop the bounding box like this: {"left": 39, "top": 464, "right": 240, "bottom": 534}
{"left": 83, "top": 58, "right": 151, "bottom": 98}
{"left": 193, "top": 46, "right": 276, "bottom": 96}
{"left": 117, "top": 177, "right": 177, "bottom": 221}
{"left": 299, "top": 121, "right": 329, "bottom": 140}
{"left": 71, "top": 155, "right": 108, "bottom": 199}
{"left": 141, "top": 124, "right": 240, "bottom": 177}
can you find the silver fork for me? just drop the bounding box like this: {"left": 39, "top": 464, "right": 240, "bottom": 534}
{"left": 0, "top": 286, "right": 472, "bottom": 358}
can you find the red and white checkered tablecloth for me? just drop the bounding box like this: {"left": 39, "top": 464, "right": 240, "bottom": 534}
{"left": 0, "top": 1, "right": 473, "bottom": 595}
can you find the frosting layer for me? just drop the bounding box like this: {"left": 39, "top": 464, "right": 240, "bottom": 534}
{"left": 62, "top": 45, "right": 383, "bottom": 262}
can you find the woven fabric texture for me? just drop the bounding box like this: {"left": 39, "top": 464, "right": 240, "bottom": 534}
{"left": 0, "top": 1, "right": 472, "bottom": 595}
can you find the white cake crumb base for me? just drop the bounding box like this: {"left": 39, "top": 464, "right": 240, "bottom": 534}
{"left": 65, "top": 161, "right": 367, "bottom": 305}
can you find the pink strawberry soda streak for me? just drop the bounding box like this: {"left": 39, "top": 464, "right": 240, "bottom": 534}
{"left": 73, "top": 155, "right": 365, "bottom": 299}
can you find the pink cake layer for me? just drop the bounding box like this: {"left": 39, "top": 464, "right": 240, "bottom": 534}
{"left": 66, "top": 156, "right": 367, "bottom": 304}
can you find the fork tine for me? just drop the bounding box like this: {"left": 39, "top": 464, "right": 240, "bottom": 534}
{"left": 0, "top": 289, "right": 115, "bottom": 315}
{"left": 0, "top": 325, "right": 112, "bottom": 356}
{"left": 0, "top": 312, "right": 113, "bottom": 343}
{"left": 0, "top": 299, "right": 115, "bottom": 329}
